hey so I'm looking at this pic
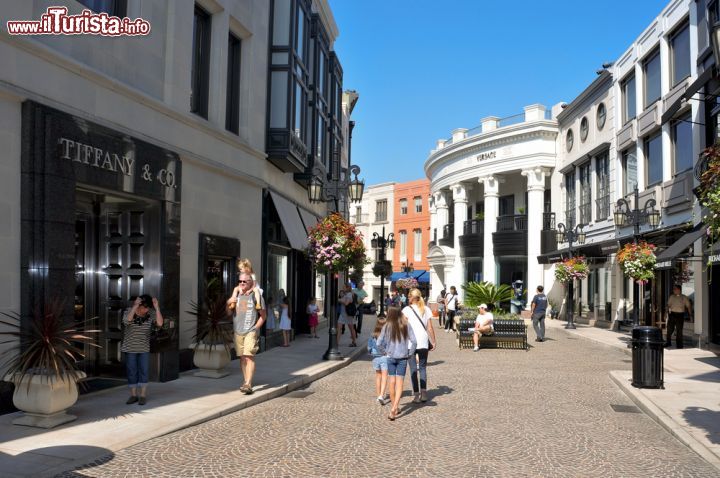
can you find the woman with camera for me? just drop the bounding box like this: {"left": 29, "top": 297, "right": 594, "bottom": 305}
{"left": 122, "top": 294, "right": 163, "bottom": 405}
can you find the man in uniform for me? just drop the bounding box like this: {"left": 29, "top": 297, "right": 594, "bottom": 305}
{"left": 666, "top": 284, "right": 692, "bottom": 349}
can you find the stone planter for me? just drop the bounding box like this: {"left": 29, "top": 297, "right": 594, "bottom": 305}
{"left": 5, "top": 371, "right": 86, "bottom": 429}
{"left": 192, "top": 343, "right": 231, "bottom": 378}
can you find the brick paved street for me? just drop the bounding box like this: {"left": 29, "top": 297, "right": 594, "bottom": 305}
{"left": 59, "top": 320, "right": 718, "bottom": 477}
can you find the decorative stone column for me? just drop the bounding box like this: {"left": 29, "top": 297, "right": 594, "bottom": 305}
{"left": 522, "top": 168, "right": 548, "bottom": 296}
{"left": 479, "top": 175, "right": 500, "bottom": 284}
{"left": 450, "top": 183, "right": 469, "bottom": 296}
{"left": 434, "top": 190, "right": 449, "bottom": 235}
{"left": 429, "top": 194, "right": 437, "bottom": 245}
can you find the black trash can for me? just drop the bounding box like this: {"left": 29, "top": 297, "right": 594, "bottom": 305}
{"left": 631, "top": 326, "right": 664, "bottom": 389}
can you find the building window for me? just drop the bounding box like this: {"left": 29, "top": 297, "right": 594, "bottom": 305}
{"left": 671, "top": 22, "right": 691, "bottom": 86}
{"left": 643, "top": 50, "right": 661, "bottom": 108}
{"left": 354, "top": 206, "right": 362, "bottom": 224}
{"left": 564, "top": 171, "right": 576, "bottom": 229}
{"left": 623, "top": 149, "right": 638, "bottom": 195}
{"left": 672, "top": 115, "right": 693, "bottom": 174}
{"left": 566, "top": 129, "right": 574, "bottom": 152}
{"left": 645, "top": 132, "right": 663, "bottom": 186}
{"left": 413, "top": 229, "right": 422, "bottom": 261}
{"left": 597, "top": 103, "right": 607, "bottom": 130}
{"left": 77, "top": 0, "right": 126, "bottom": 16}
{"left": 622, "top": 74, "right": 637, "bottom": 123}
{"left": 225, "top": 33, "right": 241, "bottom": 134}
{"left": 399, "top": 230, "right": 407, "bottom": 259}
{"left": 375, "top": 199, "right": 387, "bottom": 222}
{"left": 191, "top": 5, "right": 212, "bottom": 119}
{"left": 595, "top": 153, "right": 610, "bottom": 219}
{"left": 580, "top": 117, "right": 589, "bottom": 142}
{"left": 400, "top": 199, "right": 408, "bottom": 215}
{"left": 414, "top": 196, "right": 422, "bottom": 213}
{"left": 579, "top": 163, "right": 592, "bottom": 224}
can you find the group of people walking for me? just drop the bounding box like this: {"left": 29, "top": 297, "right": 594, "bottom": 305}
{"left": 368, "top": 288, "right": 437, "bottom": 420}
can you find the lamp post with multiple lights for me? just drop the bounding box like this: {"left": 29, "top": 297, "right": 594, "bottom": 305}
{"left": 371, "top": 227, "right": 395, "bottom": 318}
{"left": 554, "top": 222, "right": 586, "bottom": 329}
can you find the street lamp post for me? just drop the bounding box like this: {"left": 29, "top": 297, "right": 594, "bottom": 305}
{"left": 371, "top": 226, "right": 395, "bottom": 318}
{"left": 308, "top": 164, "right": 365, "bottom": 361}
{"left": 554, "top": 222, "right": 586, "bottom": 329}
{"left": 613, "top": 185, "right": 660, "bottom": 327}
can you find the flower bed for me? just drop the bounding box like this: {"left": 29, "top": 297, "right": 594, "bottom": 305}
{"left": 617, "top": 241, "right": 657, "bottom": 284}
{"left": 554, "top": 256, "right": 589, "bottom": 283}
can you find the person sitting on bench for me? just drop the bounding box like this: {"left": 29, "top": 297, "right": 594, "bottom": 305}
{"left": 473, "top": 304, "right": 494, "bottom": 352}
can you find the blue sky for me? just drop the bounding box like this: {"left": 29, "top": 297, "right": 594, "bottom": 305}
{"left": 330, "top": 0, "right": 670, "bottom": 185}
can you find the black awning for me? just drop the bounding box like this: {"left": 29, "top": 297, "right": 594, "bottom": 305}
{"left": 661, "top": 67, "right": 714, "bottom": 123}
{"left": 537, "top": 249, "right": 568, "bottom": 264}
{"left": 269, "top": 191, "right": 311, "bottom": 251}
{"left": 298, "top": 207, "right": 320, "bottom": 234}
{"left": 655, "top": 224, "right": 707, "bottom": 270}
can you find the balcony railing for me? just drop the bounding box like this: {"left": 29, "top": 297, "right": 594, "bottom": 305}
{"left": 439, "top": 223, "right": 454, "bottom": 247}
{"left": 351, "top": 213, "right": 369, "bottom": 224}
{"left": 463, "top": 219, "right": 484, "bottom": 235}
{"left": 496, "top": 215, "right": 527, "bottom": 231}
{"left": 542, "top": 212, "right": 555, "bottom": 230}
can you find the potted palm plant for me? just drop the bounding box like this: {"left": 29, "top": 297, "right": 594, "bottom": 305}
{"left": 187, "top": 295, "right": 234, "bottom": 378}
{"left": 0, "top": 300, "right": 98, "bottom": 428}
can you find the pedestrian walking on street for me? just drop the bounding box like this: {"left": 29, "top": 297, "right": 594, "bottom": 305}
{"left": 444, "top": 286, "right": 459, "bottom": 332}
{"left": 530, "top": 285, "right": 548, "bottom": 342}
{"left": 228, "top": 271, "right": 266, "bottom": 394}
{"left": 403, "top": 288, "right": 436, "bottom": 403}
{"left": 122, "top": 294, "right": 164, "bottom": 405}
{"left": 378, "top": 306, "right": 417, "bottom": 420}
{"left": 436, "top": 289, "right": 446, "bottom": 327}
{"left": 665, "top": 284, "right": 692, "bottom": 349}
{"left": 367, "top": 318, "right": 389, "bottom": 405}
{"left": 338, "top": 283, "right": 357, "bottom": 347}
{"left": 279, "top": 296, "right": 292, "bottom": 347}
{"left": 353, "top": 281, "right": 368, "bottom": 334}
{"left": 306, "top": 297, "right": 319, "bottom": 338}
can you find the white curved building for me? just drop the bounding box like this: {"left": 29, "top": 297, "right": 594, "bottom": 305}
{"left": 424, "top": 104, "right": 560, "bottom": 300}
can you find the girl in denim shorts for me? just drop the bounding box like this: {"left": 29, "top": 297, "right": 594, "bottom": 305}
{"left": 367, "top": 318, "right": 388, "bottom": 405}
{"left": 378, "top": 306, "right": 417, "bottom": 420}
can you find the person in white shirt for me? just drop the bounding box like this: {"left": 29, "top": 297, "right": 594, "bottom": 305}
{"left": 444, "top": 286, "right": 458, "bottom": 332}
{"left": 402, "top": 288, "right": 437, "bottom": 403}
{"left": 472, "top": 303, "right": 494, "bottom": 352}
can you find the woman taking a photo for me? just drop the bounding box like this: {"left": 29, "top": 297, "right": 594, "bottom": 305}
{"left": 403, "top": 288, "right": 436, "bottom": 403}
{"left": 378, "top": 306, "right": 416, "bottom": 421}
{"left": 122, "top": 294, "right": 163, "bottom": 405}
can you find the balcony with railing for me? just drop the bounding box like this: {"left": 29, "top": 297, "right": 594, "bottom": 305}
{"left": 459, "top": 219, "right": 484, "bottom": 257}
{"left": 541, "top": 212, "right": 557, "bottom": 254}
{"left": 438, "top": 223, "right": 454, "bottom": 247}
{"left": 493, "top": 215, "right": 527, "bottom": 256}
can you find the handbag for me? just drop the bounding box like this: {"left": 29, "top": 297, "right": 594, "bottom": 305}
{"left": 409, "top": 306, "right": 435, "bottom": 351}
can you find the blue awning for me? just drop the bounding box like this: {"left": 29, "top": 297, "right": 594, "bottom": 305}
{"left": 389, "top": 270, "right": 429, "bottom": 283}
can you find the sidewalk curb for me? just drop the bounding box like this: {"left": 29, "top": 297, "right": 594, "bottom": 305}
{"left": 609, "top": 370, "right": 720, "bottom": 472}
{"left": 39, "top": 345, "right": 367, "bottom": 478}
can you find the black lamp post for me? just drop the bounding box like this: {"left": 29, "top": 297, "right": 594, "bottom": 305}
{"left": 372, "top": 226, "right": 395, "bottom": 318}
{"left": 613, "top": 185, "right": 660, "bottom": 327}
{"left": 308, "top": 164, "right": 365, "bottom": 361}
{"left": 401, "top": 261, "right": 414, "bottom": 275}
{"left": 554, "top": 222, "right": 586, "bottom": 329}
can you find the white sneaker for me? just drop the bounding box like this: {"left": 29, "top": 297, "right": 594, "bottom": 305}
{"left": 473, "top": 346, "right": 479, "bottom": 352}
{"left": 376, "top": 396, "right": 384, "bottom": 405}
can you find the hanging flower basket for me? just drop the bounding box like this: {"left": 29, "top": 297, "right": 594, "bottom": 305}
{"left": 395, "top": 277, "right": 419, "bottom": 291}
{"left": 306, "top": 213, "right": 367, "bottom": 275}
{"left": 697, "top": 145, "right": 720, "bottom": 263}
{"left": 617, "top": 241, "right": 657, "bottom": 284}
{"left": 554, "top": 256, "right": 589, "bottom": 283}
{"left": 372, "top": 260, "right": 393, "bottom": 278}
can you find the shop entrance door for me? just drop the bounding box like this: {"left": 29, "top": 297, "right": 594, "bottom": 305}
{"left": 710, "top": 265, "right": 720, "bottom": 345}
{"left": 75, "top": 189, "right": 160, "bottom": 377}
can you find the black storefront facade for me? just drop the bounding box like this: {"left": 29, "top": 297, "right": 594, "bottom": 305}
{"left": 21, "top": 101, "right": 181, "bottom": 384}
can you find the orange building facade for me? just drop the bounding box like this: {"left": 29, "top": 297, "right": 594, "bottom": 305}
{"left": 392, "top": 179, "right": 431, "bottom": 274}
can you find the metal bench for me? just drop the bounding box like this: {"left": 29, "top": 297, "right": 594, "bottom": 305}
{"left": 457, "top": 317, "right": 528, "bottom": 350}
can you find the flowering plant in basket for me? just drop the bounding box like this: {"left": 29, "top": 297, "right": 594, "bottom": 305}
{"left": 697, "top": 145, "right": 720, "bottom": 263}
{"left": 396, "top": 277, "right": 419, "bottom": 290}
{"left": 554, "top": 256, "right": 589, "bottom": 283}
{"left": 617, "top": 241, "right": 657, "bottom": 284}
{"left": 306, "top": 213, "right": 367, "bottom": 274}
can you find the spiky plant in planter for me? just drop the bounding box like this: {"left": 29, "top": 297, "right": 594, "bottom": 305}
{"left": 187, "top": 295, "right": 234, "bottom": 378}
{"left": 0, "top": 299, "right": 99, "bottom": 428}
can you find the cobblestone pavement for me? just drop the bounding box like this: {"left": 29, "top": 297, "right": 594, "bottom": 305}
{"left": 58, "top": 321, "right": 718, "bottom": 477}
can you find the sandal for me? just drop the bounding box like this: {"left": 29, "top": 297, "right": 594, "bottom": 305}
{"left": 349, "top": 342, "right": 357, "bottom": 347}
{"left": 388, "top": 408, "right": 398, "bottom": 421}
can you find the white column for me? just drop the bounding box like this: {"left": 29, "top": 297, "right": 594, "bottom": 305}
{"left": 451, "top": 183, "right": 469, "bottom": 296}
{"left": 434, "top": 190, "right": 449, "bottom": 235}
{"left": 429, "top": 195, "right": 437, "bottom": 245}
{"left": 522, "top": 168, "right": 547, "bottom": 295}
{"left": 479, "top": 176, "right": 500, "bottom": 284}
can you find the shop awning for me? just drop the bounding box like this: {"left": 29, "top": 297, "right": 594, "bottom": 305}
{"left": 389, "top": 270, "right": 429, "bottom": 282}
{"left": 269, "top": 191, "right": 310, "bottom": 251}
{"left": 298, "top": 207, "right": 320, "bottom": 234}
{"left": 655, "top": 224, "right": 707, "bottom": 270}
{"left": 537, "top": 250, "right": 568, "bottom": 264}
